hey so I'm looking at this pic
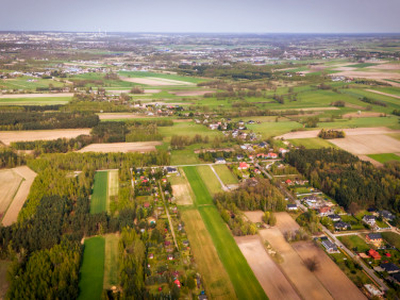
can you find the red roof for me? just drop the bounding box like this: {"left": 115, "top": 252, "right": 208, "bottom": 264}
{"left": 368, "top": 249, "right": 381, "bottom": 260}
{"left": 239, "top": 162, "right": 249, "bottom": 169}
{"left": 174, "top": 279, "right": 181, "bottom": 288}
{"left": 268, "top": 152, "right": 278, "bottom": 158}
{"left": 285, "top": 179, "right": 292, "bottom": 184}
{"left": 386, "top": 253, "right": 392, "bottom": 257}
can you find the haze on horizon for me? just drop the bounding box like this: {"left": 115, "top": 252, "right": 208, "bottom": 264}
{"left": 1, "top": 0, "right": 399, "bottom": 33}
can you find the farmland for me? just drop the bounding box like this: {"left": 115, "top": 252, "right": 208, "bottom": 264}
{"left": 78, "top": 141, "right": 162, "bottom": 153}
{"left": 196, "top": 165, "right": 223, "bottom": 195}
{"left": 2, "top": 166, "right": 37, "bottom": 226}
{"left": 0, "top": 169, "right": 23, "bottom": 219}
{"left": 0, "top": 96, "right": 71, "bottom": 105}
{"left": 103, "top": 234, "right": 119, "bottom": 290}
{"left": 169, "top": 169, "right": 195, "bottom": 205}
{"left": 368, "top": 153, "right": 400, "bottom": 163}
{"left": 183, "top": 166, "right": 267, "bottom": 299}
{"left": 107, "top": 170, "right": 119, "bottom": 212}
{"left": 0, "top": 129, "right": 91, "bottom": 146}
{"left": 181, "top": 209, "right": 236, "bottom": 299}
{"left": 288, "top": 138, "right": 338, "bottom": 149}
{"left": 78, "top": 236, "right": 105, "bottom": 300}
{"left": 90, "top": 171, "right": 108, "bottom": 214}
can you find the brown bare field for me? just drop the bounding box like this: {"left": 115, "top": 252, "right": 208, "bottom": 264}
{"left": 358, "top": 155, "right": 383, "bottom": 167}
{"left": 0, "top": 93, "right": 73, "bottom": 99}
{"left": 181, "top": 209, "right": 236, "bottom": 299}
{"left": 293, "top": 241, "right": 366, "bottom": 300}
{"left": 169, "top": 90, "right": 215, "bottom": 96}
{"left": 2, "top": 166, "right": 37, "bottom": 226}
{"left": 172, "top": 119, "right": 192, "bottom": 123}
{"left": 343, "top": 112, "right": 383, "bottom": 118}
{"left": 277, "top": 127, "right": 400, "bottom": 140}
{"left": 0, "top": 129, "right": 91, "bottom": 146}
{"left": 244, "top": 210, "right": 264, "bottom": 223}
{"left": 106, "top": 89, "right": 161, "bottom": 94}
{"left": 120, "top": 76, "right": 195, "bottom": 86}
{"left": 330, "top": 134, "right": 400, "bottom": 154}
{"left": 78, "top": 141, "right": 162, "bottom": 153}
{"left": 365, "top": 89, "right": 400, "bottom": 100}
{"left": 236, "top": 234, "right": 301, "bottom": 300}
{"left": 334, "top": 70, "right": 400, "bottom": 82}
{"left": 0, "top": 169, "right": 23, "bottom": 218}
{"left": 367, "top": 64, "right": 400, "bottom": 70}
{"left": 275, "top": 212, "right": 300, "bottom": 233}
{"left": 260, "top": 228, "right": 333, "bottom": 300}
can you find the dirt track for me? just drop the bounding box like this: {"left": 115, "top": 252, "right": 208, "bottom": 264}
{"left": 0, "top": 129, "right": 91, "bottom": 146}
{"left": 365, "top": 89, "right": 400, "bottom": 100}
{"left": 2, "top": 166, "right": 37, "bottom": 226}
{"left": 235, "top": 235, "right": 301, "bottom": 300}
{"left": 78, "top": 141, "right": 162, "bottom": 153}
{"left": 293, "top": 241, "right": 366, "bottom": 300}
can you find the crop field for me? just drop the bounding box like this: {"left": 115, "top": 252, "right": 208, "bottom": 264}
{"left": 338, "top": 235, "right": 370, "bottom": 252}
{"left": 184, "top": 165, "right": 267, "bottom": 299}
{"left": 0, "top": 169, "right": 23, "bottom": 220}
{"left": 107, "top": 170, "right": 118, "bottom": 212}
{"left": 90, "top": 171, "right": 108, "bottom": 214}
{"left": 2, "top": 166, "right": 37, "bottom": 226}
{"left": 293, "top": 241, "right": 365, "bottom": 300}
{"left": 260, "top": 228, "right": 332, "bottom": 300}
{"left": 78, "top": 141, "right": 162, "bottom": 153}
{"left": 0, "top": 129, "right": 91, "bottom": 146}
{"left": 247, "top": 120, "right": 303, "bottom": 139}
{"left": 181, "top": 209, "right": 236, "bottom": 299}
{"left": 235, "top": 235, "right": 301, "bottom": 300}
{"left": 196, "top": 165, "right": 223, "bottom": 195}
{"left": 0, "top": 77, "right": 65, "bottom": 90}
{"left": 0, "top": 96, "right": 71, "bottom": 106}
{"left": 368, "top": 153, "right": 400, "bottom": 163}
{"left": 78, "top": 236, "right": 105, "bottom": 300}
{"left": 213, "top": 164, "right": 238, "bottom": 185}
{"left": 103, "top": 234, "right": 119, "bottom": 290}
{"left": 288, "top": 138, "right": 337, "bottom": 149}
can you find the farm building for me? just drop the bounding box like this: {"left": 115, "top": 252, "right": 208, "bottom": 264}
{"left": 366, "top": 233, "right": 383, "bottom": 247}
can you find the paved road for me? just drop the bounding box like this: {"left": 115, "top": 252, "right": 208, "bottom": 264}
{"left": 158, "top": 181, "right": 179, "bottom": 250}
{"left": 321, "top": 225, "right": 389, "bottom": 292}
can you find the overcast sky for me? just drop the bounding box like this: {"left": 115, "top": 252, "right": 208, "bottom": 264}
{"left": 0, "top": 0, "right": 399, "bottom": 33}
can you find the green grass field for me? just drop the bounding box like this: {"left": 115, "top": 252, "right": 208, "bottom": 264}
{"left": 345, "top": 63, "right": 378, "bottom": 68}
{"left": 107, "top": 170, "right": 119, "bottom": 213}
{"left": 382, "top": 232, "right": 400, "bottom": 249}
{"left": 213, "top": 165, "right": 238, "bottom": 185}
{"left": 118, "top": 71, "right": 207, "bottom": 84}
{"left": 90, "top": 171, "right": 108, "bottom": 214}
{"left": 0, "top": 97, "right": 71, "bottom": 106}
{"left": 288, "top": 138, "right": 338, "bottom": 149}
{"left": 78, "top": 236, "right": 105, "bottom": 300}
{"left": 170, "top": 149, "right": 202, "bottom": 165}
{"left": 338, "top": 235, "right": 370, "bottom": 252}
{"left": 197, "top": 165, "right": 223, "bottom": 195}
{"left": 103, "top": 234, "right": 119, "bottom": 289}
{"left": 368, "top": 153, "right": 400, "bottom": 163}
{"left": 184, "top": 166, "right": 267, "bottom": 299}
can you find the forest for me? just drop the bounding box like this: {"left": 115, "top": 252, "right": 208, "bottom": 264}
{"left": 285, "top": 148, "right": 400, "bottom": 213}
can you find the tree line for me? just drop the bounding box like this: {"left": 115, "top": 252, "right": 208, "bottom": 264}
{"left": 318, "top": 129, "right": 345, "bottom": 139}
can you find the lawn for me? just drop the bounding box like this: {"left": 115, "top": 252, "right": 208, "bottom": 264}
{"left": 382, "top": 232, "right": 400, "bottom": 249}
{"left": 184, "top": 167, "right": 267, "bottom": 299}
{"left": 90, "top": 171, "right": 108, "bottom": 214}
{"left": 338, "top": 235, "right": 370, "bottom": 252}
{"left": 103, "top": 234, "right": 119, "bottom": 290}
{"left": 368, "top": 153, "right": 400, "bottom": 164}
{"left": 196, "top": 165, "right": 223, "bottom": 195}
{"left": 213, "top": 164, "right": 238, "bottom": 185}
{"left": 288, "top": 137, "right": 338, "bottom": 149}
{"left": 78, "top": 236, "right": 105, "bottom": 300}
{"left": 181, "top": 209, "right": 236, "bottom": 299}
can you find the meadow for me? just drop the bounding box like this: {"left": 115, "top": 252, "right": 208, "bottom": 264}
{"left": 213, "top": 164, "right": 238, "bottom": 185}
{"left": 78, "top": 236, "right": 105, "bottom": 300}
{"left": 288, "top": 137, "right": 338, "bottom": 149}
{"left": 103, "top": 234, "right": 119, "bottom": 289}
{"left": 90, "top": 171, "right": 108, "bottom": 214}
{"left": 196, "top": 165, "right": 223, "bottom": 195}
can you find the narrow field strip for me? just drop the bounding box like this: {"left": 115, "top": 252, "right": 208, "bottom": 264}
{"left": 90, "top": 171, "right": 108, "bottom": 214}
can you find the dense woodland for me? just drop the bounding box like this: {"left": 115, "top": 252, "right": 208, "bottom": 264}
{"left": 285, "top": 148, "right": 400, "bottom": 214}
{"left": 0, "top": 112, "right": 99, "bottom": 130}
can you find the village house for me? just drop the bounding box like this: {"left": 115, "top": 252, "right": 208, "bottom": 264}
{"left": 366, "top": 233, "right": 383, "bottom": 247}
{"left": 380, "top": 263, "right": 400, "bottom": 274}
{"left": 363, "top": 215, "right": 376, "bottom": 226}
{"left": 322, "top": 239, "right": 339, "bottom": 253}
{"left": 215, "top": 157, "right": 226, "bottom": 164}
{"left": 334, "top": 221, "right": 351, "bottom": 231}
{"left": 238, "top": 162, "right": 249, "bottom": 170}
{"left": 318, "top": 206, "right": 332, "bottom": 217}
{"left": 287, "top": 204, "right": 298, "bottom": 211}
{"left": 379, "top": 210, "right": 395, "bottom": 222}
{"left": 328, "top": 214, "right": 341, "bottom": 222}
{"left": 368, "top": 249, "right": 381, "bottom": 260}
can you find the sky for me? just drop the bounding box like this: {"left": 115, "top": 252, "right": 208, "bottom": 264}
{"left": 0, "top": 0, "right": 399, "bottom": 33}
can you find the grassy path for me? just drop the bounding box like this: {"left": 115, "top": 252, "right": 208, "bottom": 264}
{"left": 78, "top": 236, "right": 105, "bottom": 300}
{"left": 183, "top": 166, "right": 267, "bottom": 300}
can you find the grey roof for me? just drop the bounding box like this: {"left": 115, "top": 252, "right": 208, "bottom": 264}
{"left": 380, "top": 263, "right": 400, "bottom": 273}
{"left": 367, "top": 233, "right": 382, "bottom": 240}
{"left": 322, "top": 239, "right": 337, "bottom": 250}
